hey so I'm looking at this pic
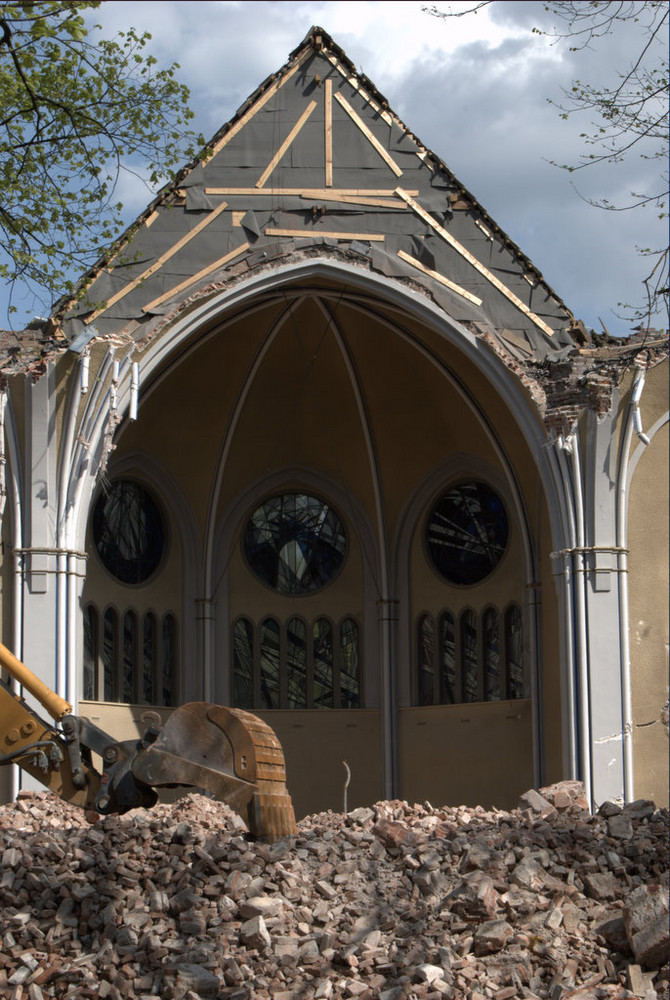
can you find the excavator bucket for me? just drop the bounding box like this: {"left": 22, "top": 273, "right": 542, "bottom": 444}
{"left": 131, "top": 703, "right": 298, "bottom": 842}
{"left": 0, "top": 639, "right": 297, "bottom": 842}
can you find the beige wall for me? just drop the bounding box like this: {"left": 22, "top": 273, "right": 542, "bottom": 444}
{"left": 626, "top": 365, "right": 668, "bottom": 806}
{"left": 399, "top": 699, "right": 533, "bottom": 809}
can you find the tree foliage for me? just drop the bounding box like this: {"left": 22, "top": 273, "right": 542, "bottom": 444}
{"left": 423, "top": 1, "right": 669, "bottom": 325}
{"left": 0, "top": 1, "right": 203, "bottom": 320}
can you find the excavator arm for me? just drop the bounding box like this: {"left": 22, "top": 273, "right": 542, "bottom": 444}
{"left": 0, "top": 642, "right": 296, "bottom": 842}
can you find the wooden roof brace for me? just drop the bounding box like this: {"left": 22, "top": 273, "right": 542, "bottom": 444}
{"left": 264, "top": 228, "right": 385, "bottom": 241}
{"left": 256, "top": 101, "right": 318, "bottom": 189}
{"left": 84, "top": 200, "right": 230, "bottom": 324}
{"left": 325, "top": 79, "right": 333, "bottom": 187}
{"left": 141, "top": 242, "right": 251, "bottom": 314}
{"left": 397, "top": 250, "right": 483, "bottom": 306}
{"left": 334, "top": 92, "right": 403, "bottom": 177}
{"left": 395, "top": 188, "right": 555, "bottom": 337}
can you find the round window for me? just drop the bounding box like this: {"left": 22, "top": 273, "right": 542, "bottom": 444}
{"left": 244, "top": 493, "right": 346, "bottom": 594}
{"left": 92, "top": 480, "right": 164, "bottom": 584}
{"left": 426, "top": 482, "right": 508, "bottom": 585}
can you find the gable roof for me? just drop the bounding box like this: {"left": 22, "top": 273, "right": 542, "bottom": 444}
{"left": 48, "top": 26, "right": 584, "bottom": 363}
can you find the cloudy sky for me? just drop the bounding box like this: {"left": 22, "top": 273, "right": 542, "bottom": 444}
{"left": 8, "top": 1, "right": 668, "bottom": 334}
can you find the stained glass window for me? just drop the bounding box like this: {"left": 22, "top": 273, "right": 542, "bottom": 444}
{"left": 260, "top": 617, "right": 281, "bottom": 709}
{"left": 233, "top": 617, "right": 254, "bottom": 709}
{"left": 287, "top": 617, "right": 307, "bottom": 708}
{"left": 461, "top": 610, "right": 479, "bottom": 703}
{"left": 505, "top": 605, "right": 524, "bottom": 699}
{"left": 426, "top": 482, "right": 508, "bottom": 585}
{"left": 418, "top": 613, "right": 435, "bottom": 705}
{"left": 102, "top": 607, "right": 117, "bottom": 701}
{"left": 340, "top": 618, "right": 361, "bottom": 708}
{"left": 232, "top": 615, "right": 361, "bottom": 710}
{"left": 93, "top": 480, "right": 164, "bottom": 585}
{"left": 439, "top": 610, "right": 456, "bottom": 704}
{"left": 83, "top": 605, "right": 97, "bottom": 701}
{"left": 415, "top": 605, "right": 524, "bottom": 707}
{"left": 244, "top": 493, "right": 346, "bottom": 594}
{"left": 162, "top": 614, "right": 176, "bottom": 707}
{"left": 313, "top": 618, "right": 334, "bottom": 708}
{"left": 82, "top": 605, "right": 176, "bottom": 706}
{"left": 123, "top": 611, "right": 136, "bottom": 703}
{"left": 483, "top": 608, "right": 501, "bottom": 701}
{"left": 142, "top": 613, "right": 156, "bottom": 704}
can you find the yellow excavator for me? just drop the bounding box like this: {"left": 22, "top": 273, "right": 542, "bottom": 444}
{"left": 0, "top": 641, "right": 297, "bottom": 842}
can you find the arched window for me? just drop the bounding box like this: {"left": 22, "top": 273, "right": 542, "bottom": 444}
{"left": 161, "top": 614, "right": 177, "bottom": 708}
{"left": 231, "top": 615, "right": 362, "bottom": 710}
{"left": 460, "top": 610, "right": 479, "bottom": 703}
{"left": 340, "top": 617, "right": 360, "bottom": 708}
{"left": 142, "top": 612, "right": 156, "bottom": 704}
{"left": 505, "top": 604, "right": 524, "bottom": 699}
{"left": 313, "top": 617, "right": 334, "bottom": 708}
{"left": 83, "top": 604, "right": 98, "bottom": 701}
{"left": 414, "top": 605, "right": 524, "bottom": 705}
{"left": 287, "top": 616, "right": 307, "bottom": 708}
{"left": 232, "top": 616, "right": 254, "bottom": 709}
{"left": 259, "top": 617, "right": 281, "bottom": 709}
{"left": 417, "top": 613, "right": 435, "bottom": 706}
{"left": 102, "top": 607, "right": 117, "bottom": 701}
{"left": 483, "top": 607, "right": 501, "bottom": 701}
{"left": 439, "top": 610, "right": 457, "bottom": 704}
{"left": 122, "top": 610, "right": 137, "bottom": 703}
{"left": 83, "top": 605, "right": 178, "bottom": 707}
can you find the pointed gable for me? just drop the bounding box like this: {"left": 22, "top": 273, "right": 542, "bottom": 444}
{"left": 61, "top": 27, "right": 576, "bottom": 358}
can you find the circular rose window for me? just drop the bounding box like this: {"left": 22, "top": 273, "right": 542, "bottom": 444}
{"left": 426, "top": 482, "right": 508, "bottom": 585}
{"left": 92, "top": 480, "right": 164, "bottom": 584}
{"left": 244, "top": 493, "right": 346, "bottom": 594}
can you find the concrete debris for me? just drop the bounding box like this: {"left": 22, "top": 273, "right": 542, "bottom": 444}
{"left": 0, "top": 781, "right": 667, "bottom": 1000}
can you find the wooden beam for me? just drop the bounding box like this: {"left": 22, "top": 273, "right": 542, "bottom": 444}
{"left": 265, "top": 228, "right": 385, "bottom": 241}
{"left": 325, "top": 79, "right": 333, "bottom": 187}
{"left": 206, "top": 53, "right": 308, "bottom": 161}
{"left": 397, "top": 250, "right": 483, "bottom": 306}
{"left": 333, "top": 92, "right": 403, "bottom": 177}
{"left": 395, "top": 188, "right": 555, "bottom": 337}
{"left": 256, "top": 101, "right": 317, "bottom": 189}
{"left": 141, "top": 242, "right": 250, "bottom": 313}
{"left": 206, "top": 187, "right": 419, "bottom": 197}
{"left": 300, "top": 192, "right": 406, "bottom": 209}
{"left": 83, "top": 200, "right": 229, "bottom": 324}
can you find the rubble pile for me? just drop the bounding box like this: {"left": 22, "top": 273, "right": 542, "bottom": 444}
{"left": 0, "top": 781, "right": 667, "bottom": 1000}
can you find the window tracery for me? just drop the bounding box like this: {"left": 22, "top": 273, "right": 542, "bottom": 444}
{"left": 232, "top": 614, "right": 362, "bottom": 710}
{"left": 244, "top": 492, "right": 347, "bottom": 595}
{"left": 425, "top": 482, "right": 508, "bottom": 586}
{"left": 92, "top": 480, "right": 165, "bottom": 585}
{"left": 83, "top": 604, "right": 177, "bottom": 706}
{"left": 415, "top": 605, "right": 524, "bottom": 706}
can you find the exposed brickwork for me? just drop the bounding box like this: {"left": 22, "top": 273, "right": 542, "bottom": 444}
{"left": 473, "top": 325, "right": 668, "bottom": 438}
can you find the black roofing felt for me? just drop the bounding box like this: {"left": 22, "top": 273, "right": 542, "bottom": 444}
{"left": 59, "top": 26, "right": 577, "bottom": 356}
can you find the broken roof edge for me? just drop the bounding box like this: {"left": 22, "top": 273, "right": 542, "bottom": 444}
{"left": 52, "top": 24, "right": 576, "bottom": 337}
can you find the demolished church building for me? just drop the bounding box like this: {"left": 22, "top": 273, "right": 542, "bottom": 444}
{"left": 0, "top": 28, "right": 667, "bottom": 819}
